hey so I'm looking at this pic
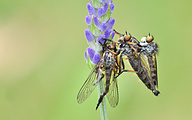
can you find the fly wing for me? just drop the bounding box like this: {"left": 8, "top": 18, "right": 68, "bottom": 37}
{"left": 128, "top": 54, "right": 154, "bottom": 90}
{"left": 140, "top": 54, "right": 151, "bottom": 79}
{"left": 147, "top": 54, "right": 158, "bottom": 87}
{"left": 106, "top": 71, "right": 119, "bottom": 108}
{"left": 77, "top": 66, "right": 99, "bottom": 104}
{"left": 140, "top": 54, "right": 159, "bottom": 95}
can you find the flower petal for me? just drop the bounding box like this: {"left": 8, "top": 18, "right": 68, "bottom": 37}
{"left": 92, "top": 53, "right": 100, "bottom": 64}
{"left": 93, "top": 15, "right": 100, "bottom": 26}
{"left": 85, "top": 29, "right": 95, "bottom": 42}
{"left": 99, "top": 22, "right": 107, "bottom": 32}
{"left": 87, "top": 47, "right": 95, "bottom": 60}
{"left": 85, "top": 15, "right": 91, "bottom": 25}
{"left": 110, "top": 3, "right": 115, "bottom": 12}
{"left": 107, "top": 17, "right": 115, "bottom": 29}
{"left": 104, "top": 2, "right": 109, "bottom": 13}
{"left": 87, "top": 3, "right": 95, "bottom": 15}
{"left": 97, "top": 7, "right": 105, "bottom": 18}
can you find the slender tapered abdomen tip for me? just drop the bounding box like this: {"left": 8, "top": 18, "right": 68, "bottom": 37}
{"left": 96, "top": 104, "right": 99, "bottom": 110}
{"left": 154, "top": 90, "right": 160, "bottom": 96}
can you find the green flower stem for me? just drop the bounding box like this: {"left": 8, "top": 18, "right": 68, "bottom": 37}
{"left": 97, "top": 74, "right": 108, "bottom": 120}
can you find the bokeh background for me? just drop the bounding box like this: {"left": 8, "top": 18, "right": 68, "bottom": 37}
{"left": 0, "top": 0, "right": 192, "bottom": 120}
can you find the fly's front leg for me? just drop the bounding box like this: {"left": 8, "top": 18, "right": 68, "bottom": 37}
{"left": 94, "top": 73, "right": 104, "bottom": 86}
{"left": 118, "top": 53, "right": 123, "bottom": 76}
{"left": 115, "top": 69, "right": 138, "bottom": 78}
{"left": 114, "top": 50, "right": 120, "bottom": 66}
{"left": 114, "top": 56, "right": 126, "bottom": 78}
{"left": 113, "top": 29, "right": 124, "bottom": 37}
{"left": 129, "top": 45, "right": 139, "bottom": 57}
{"left": 128, "top": 42, "right": 138, "bottom": 46}
{"left": 121, "top": 57, "right": 125, "bottom": 70}
{"left": 129, "top": 44, "right": 141, "bottom": 73}
{"left": 115, "top": 56, "right": 138, "bottom": 78}
{"left": 102, "top": 38, "right": 119, "bottom": 44}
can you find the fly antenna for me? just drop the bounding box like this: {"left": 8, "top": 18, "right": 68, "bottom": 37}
{"left": 125, "top": 31, "right": 128, "bottom": 35}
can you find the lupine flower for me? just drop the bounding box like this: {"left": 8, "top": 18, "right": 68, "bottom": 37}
{"left": 84, "top": 0, "right": 115, "bottom": 68}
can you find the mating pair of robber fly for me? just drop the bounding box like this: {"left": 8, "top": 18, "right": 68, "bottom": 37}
{"left": 77, "top": 29, "right": 159, "bottom": 110}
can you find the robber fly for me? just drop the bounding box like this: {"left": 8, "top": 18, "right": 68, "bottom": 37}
{"left": 96, "top": 40, "right": 138, "bottom": 109}
{"left": 105, "top": 30, "right": 159, "bottom": 96}
{"left": 138, "top": 34, "right": 159, "bottom": 90}
{"left": 77, "top": 41, "right": 120, "bottom": 110}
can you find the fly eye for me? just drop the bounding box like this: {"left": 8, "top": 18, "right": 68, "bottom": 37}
{"left": 124, "top": 34, "right": 131, "bottom": 41}
{"left": 146, "top": 35, "right": 154, "bottom": 42}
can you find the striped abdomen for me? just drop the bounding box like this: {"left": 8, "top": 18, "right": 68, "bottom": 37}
{"left": 147, "top": 54, "right": 158, "bottom": 87}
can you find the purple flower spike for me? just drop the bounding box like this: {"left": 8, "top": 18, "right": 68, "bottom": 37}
{"left": 110, "top": 3, "right": 115, "bottom": 12}
{"left": 99, "top": 22, "right": 107, "bottom": 32}
{"left": 93, "top": 15, "right": 100, "bottom": 26}
{"left": 107, "top": 18, "right": 115, "bottom": 29}
{"left": 97, "top": 7, "right": 105, "bottom": 18}
{"left": 87, "top": 47, "right": 95, "bottom": 60}
{"left": 92, "top": 53, "right": 100, "bottom": 64}
{"left": 85, "top": 29, "right": 95, "bottom": 42}
{"left": 87, "top": 3, "right": 95, "bottom": 15}
{"left": 84, "top": 1, "right": 115, "bottom": 66}
{"left": 104, "top": 2, "right": 109, "bottom": 13}
{"left": 85, "top": 15, "right": 91, "bottom": 25}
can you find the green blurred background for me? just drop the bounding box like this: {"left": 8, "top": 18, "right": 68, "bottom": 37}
{"left": 0, "top": 0, "right": 192, "bottom": 120}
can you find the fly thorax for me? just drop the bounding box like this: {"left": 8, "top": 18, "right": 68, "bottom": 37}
{"left": 117, "top": 40, "right": 125, "bottom": 50}
{"left": 150, "top": 42, "right": 158, "bottom": 54}
{"left": 146, "top": 45, "right": 153, "bottom": 54}
{"left": 102, "top": 52, "right": 114, "bottom": 67}
{"left": 142, "top": 43, "right": 157, "bottom": 54}
{"left": 121, "top": 44, "right": 133, "bottom": 55}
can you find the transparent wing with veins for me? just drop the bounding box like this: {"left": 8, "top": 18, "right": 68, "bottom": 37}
{"left": 106, "top": 73, "right": 119, "bottom": 108}
{"left": 77, "top": 66, "right": 102, "bottom": 104}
